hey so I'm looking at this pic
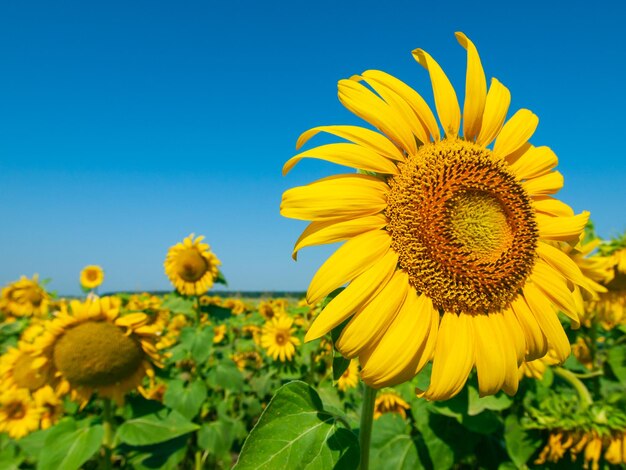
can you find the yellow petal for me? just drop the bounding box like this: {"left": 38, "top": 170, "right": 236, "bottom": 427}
{"left": 292, "top": 214, "right": 387, "bottom": 260}
{"left": 296, "top": 125, "right": 405, "bottom": 162}
{"left": 304, "top": 249, "right": 398, "bottom": 341}
{"left": 360, "top": 70, "right": 440, "bottom": 142}
{"left": 493, "top": 109, "right": 539, "bottom": 159}
{"left": 455, "top": 32, "right": 486, "bottom": 141}
{"left": 531, "top": 260, "right": 580, "bottom": 327}
{"left": 336, "top": 270, "right": 409, "bottom": 358}
{"left": 510, "top": 295, "right": 548, "bottom": 361}
{"left": 537, "top": 241, "right": 588, "bottom": 288}
{"left": 532, "top": 197, "right": 575, "bottom": 217}
{"left": 476, "top": 78, "right": 510, "bottom": 147}
{"left": 283, "top": 143, "right": 399, "bottom": 176}
{"left": 522, "top": 171, "right": 563, "bottom": 196}
{"left": 502, "top": 307, "right": 526, "bottom": 364}
{"left": 360, "top": 290, "right": 438, "bottom": 388}
{"left": 508, "top": 146, "right": 558, "bottom": 180}
{"left": 523, "top": 284, "right": 570, "bottom": 361}
{"left": 306, "top": 229, "right": 392, "bottom": 304}
{"left": 412, "top": 48, "right": 460, "bottom": 137}
{"left": 338, "top": 79, "right": 417, "bottom": 155}
{"left": 420, "top": 312, "right": 475, "bottom": 401}
{"left": 494, "top": 312, "right": 521, "bottom": 395}
{"left": 280, "top": 174, "right": 388, "bottom": 222}
{"left": 473, "top": 313, "right": 506, "bottom": 396}
{"left": 537, "top": 212, "right": 589, "bottom": 243}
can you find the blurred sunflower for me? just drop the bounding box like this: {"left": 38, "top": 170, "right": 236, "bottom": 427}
{"left": 80, "top": 265, "right": 104, "bottom": 290}
{"left": 0, "top": 342, "right": 50, "bottom": 392}
{"left": 536, "top": 430, "right": 608, "bottom": 470}
{"left": 0, "top": 388, "right": 42, "bottom": 439}
{"left": 164, "top": 234, "right": 221, "bottom": 296}
{"left": 232, "top": 351, "right": 263, "bottom": 371}
{"left": 32, "top": 297, "right": 163, "bottom": 406}
{"left": 213, "top": 324, "right": 227, "bottom": 343}
{"left": 223, "top": 298, "right": 247, "bottom": 315}
{"left": 518, "top": 348, "right": 560, "bottom": 381}
{"left": 261, "top": 315, "right": 300, "bottom": 362}
{"left": 373, "top": 391, "right": 410, "bottom": 419}
{"left": 0, "top": 275, "right": 50, "bottom": 319}
{"left": 281, "top": 32, "right": 589, "bottom": 399}
{"left": 337, "top": 359, "right": 359, "bottom": 392}
{"left": 590, "top": 246, "right": 626, "bottom": 329}
{"left": 33, "top": 385, "right": 63, "bottom": 430}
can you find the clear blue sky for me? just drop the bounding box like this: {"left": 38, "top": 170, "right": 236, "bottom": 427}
{"left": 1, "top": 0, "right": 624, "bottom": 295}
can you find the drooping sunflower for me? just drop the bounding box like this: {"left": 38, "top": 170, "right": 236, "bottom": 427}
{"left": 260, "top": 315, "right": 300, "bottom": 362}
{"left": 164, "top": 234, "right": 221, "bottom": 296}
{"left": 337, "top": 359, "right": 360, "bottom": 392}
{"left": 281, "top": 32, "right": 589, "bottom": 400}
{"left": 0, "top": 388, "right": 42, "bottom": 439}
{"left": 373, "top": 390, "right": 410, "bottom": 420}
{"left": 79, "top": 265, "right": 104, "bottom": 290}
{"left": 0, "top": 275, "right": 50, "bottom": 319}
{"left": 32, "top": 297, "right": 163, "bottom": 406}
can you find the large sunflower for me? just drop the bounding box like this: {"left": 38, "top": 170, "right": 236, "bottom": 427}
{"left": 32, "top": 297, "right": 163, "bottom": 406}
{"left": 164, "top": 234, "right": 221, "bottom": 296}
{"left": 281, "top": 33, "right": 589, "bottom": 400}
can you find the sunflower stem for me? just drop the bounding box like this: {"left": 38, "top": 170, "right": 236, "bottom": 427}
{"left": 359, "top": 384, "right": 377, "bottom": 470}
{"left": 554, "top": 367, "right": 593, "bottom": 409}
{"left": 101, "top": 398, "right": 115, "bottom": 469}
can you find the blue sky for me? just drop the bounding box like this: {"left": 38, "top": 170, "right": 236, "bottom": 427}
{"left": 1, "top": 0, "right": 624, "bottom": 295}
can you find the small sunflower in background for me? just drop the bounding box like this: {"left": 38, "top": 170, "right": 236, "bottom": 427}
{"left": 0, "top": 388, "right": 42, "bottom": 439}
{"left": 32, "top": 296, "right": 163, "bottom": 406}
{"left": 373, "top": 390, "right": 410, "bottom": 420}
{"left": 337, "top": 359, "right": 360, "bottom": 392}
{"left": 281, "top": 32, "right": 590, "bottom": 400}
{"left": 33, "top": 386, "right": 63, "bottom": 430}
{"left": 0, "top": 342, "right": 50, "bottom": 392}
{"left": 164, "top": 234, "right": 222, "bottom": 296}
{"left": 261, "top": 315, "right": 300, "bottom": 362}
{"left": 79, "top": 265, "right": 104, "bottom": 290}
{"left": 0, "top": 275, "right": 50, "bottom": 319}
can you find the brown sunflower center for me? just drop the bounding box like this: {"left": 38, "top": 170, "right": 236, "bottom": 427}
{"left": 27, "top": 288, "right": 43, "bottom": 306}
{"left": 275, "top": 332, "right": 287, "bottom": 345}
{"left": 13, "top": 352, "right": 48, "bottom": 391}
{"left": 386, "top": 138, "right": 538, "bottom": 314}
{"left": 52, "top": 320, "right": 145, "bottom": 387}
{"left": 5, "top": 401, "right": 26, "bottom": 420}
{"left": 86, "top": 270, "right": 99, "bottom": 281}
{"left": 177, "top": 249, "right": 209, "bottom": 282}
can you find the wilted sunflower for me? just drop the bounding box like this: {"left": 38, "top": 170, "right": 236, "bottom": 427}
{"left": 32, "top": 297, "right": 163, "bottom": 406}
{"left": 337, "top": 359, "right": 360, "bottom": 392}
{"left": 164, "top": 234, "right": 221, "bottom": 296}
{"left": 281, "top": 32, "right": 589, "bottom": 400}
{"left": 373, "top": 390, "right": 410, "bottom": 420}
{"left": 79, "top": 265, "right": 104, "bottom": 290}
{"left": 261, "top": 315, "right": 300, "bottom": 362}
{"left": 0, "top": 275, "right": 50, "bottom": 319}
{"left": 0, "top": 388, "right": 42, "bottom": 439}
{"left": 536, "top": 430, "right": 607, "bottom": 470}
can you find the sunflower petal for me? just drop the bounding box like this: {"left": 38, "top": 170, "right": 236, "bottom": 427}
{"left": 531, "top": 260, "right": 580, "bottom": 327}
{"left": 493, "top": 109, "right": 539, "bottom": 159}
{"left": 455, "top": 32, "right": 486, "bottom": 141}
{"left": 537, "top": 241, "right": 588, "bottom": 288}
{"left": 508, "top": 146, "right": 558, "bottom": 180}
{"left": 532, "top": 197, "right": 575, "bottom": 217}
{"left": 304, "top": 249, "right": 398, "bottom": 341}
{"left": 522, "top": 171, "right": 564, "bottom": 196}
{"left": 476, "top": 78, "right": 510, "bottom": 147}
{"left": 474, "top": 313, "right": 506, "bottom": 396}
{"left": 537, "top": 212, "right": 590, "bottom": 243}
{"left": 306, "top": 229, "right": 392, "bottom": 304}
{"left": 510, "top": 295, "right": 548, "bottom": 361}
{"left": 412, "top": 49, "right": 460, "bottom": 137}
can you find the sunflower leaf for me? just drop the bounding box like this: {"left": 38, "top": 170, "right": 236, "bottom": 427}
{"left": 37, "top": 419, "right": 104, "bottom": 470}
{"left": 370, "top": 414, "right": 424, "bottom": 470}
{"left": 607, "top": 345, "right": 626, "bottom": 385}
{"left": 233, "top": 380, "right": 359, "bottom": 470}
{"left": 504, "top": 414, "right": 542, "bottom": 468}
{"left": 116, "top": 409, "right": 199, "bottom": 446}
{"left": 163, "top": 379, "right": 207, "bottom": 420}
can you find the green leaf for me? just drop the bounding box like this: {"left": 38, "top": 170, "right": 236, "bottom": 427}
{"left": 467, "top": 386, "right": 513, "bottom": 416}
{"left": 17, "top": 428, "right": 50, "bottom": 460}
{"left": 370, "top": 414, "right": 423, "bottom": 470}
{"left": 504, "top": 414, "right": 542, "bottom": 468}
{"left": 163, "top": 379, "right": 207, "bottom": 420}
{"left": 332, "top": 354, "right": 350, "bottom": 381}
{"left": 116, "top": 410, "right": 199, "bottom": 446}
{"left": 203, "top": 304, "right": 232, "bottom": 321}
{"left": 161, "top": 294, "right": 195, "bottom": 317}
{"left": 123, "top": 435, "right": 188, "bottom": 470}
{"left": 607, "top": 345, "right": 626, "bottom": 385}
{"left": 0, "top": 444, "right": 23, "bottom": 470}
{"left": 37, "top": 420, "right": 104, "bottom": 470}
{"left": 234, "top": 381, "right": 359, "bottom": 470}
{"left": 214, "top": 269, "right": 228, "bottom": 286}
{"left": 178, "top": 326, "right": 213, "bottom": 363}
{"left": 206, "top": 360, "right": 244, "bottom": 392}
{"left": 461, "top": 410, "right": 501, "bottom": 435}
{"left": 197, "top": 420, "right": 235, "bottom": 456}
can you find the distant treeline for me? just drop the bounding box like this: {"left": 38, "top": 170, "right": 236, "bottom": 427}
{"left": 99, "top": 290, "right": 307, "bottom": 299}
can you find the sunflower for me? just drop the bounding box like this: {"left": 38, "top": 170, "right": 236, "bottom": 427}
{"left": 536, "top": 430, "right": 610, "bottom": 470}
{"left": 518, "top": 348, "right": 560, "bottom": 381}
{"left": 281, "top": 32, "right": 589, "bottom": 400}
{"left": 79, "top": 265, "right": 104, "bottom": 290}
{"left": 213, "top": 324, "right": 227, "bottom": 343}
{"left": 164, "top": 234, "right": 221, "bottom": 296}
{"left": 32, "top": 297, "right": 163, "bottom": 406}
{"left": 373, "top": 390, "right": 410, "bottom": 420}
{"left": 337, "top": 359, "right": 360, "bottom": 392}
{"left": 589, "top": 246, "right": 626, "bottom": 329}
{"left": 0, "top": 388, "right": 42, "bottom": 439}
{"left": 33, "top": 385, "right": 63, "bottom": 430}
{"left": 260, "top": 315, "right": 300, "bottom": 362}
{"left": 231, "top": 351, "right": 263, "bottom": 371}
{"left": 223, "top": 298, "right": 247, "bottom": 315}
{"left": 0, "top": 275, "right": 50, "bottom": 319}
{"left": 0, "top": 342, "right": 50, "bottom": 392}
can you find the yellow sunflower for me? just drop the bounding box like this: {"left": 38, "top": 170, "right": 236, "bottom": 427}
{"left": 32, "top": 297, "right": 163, "bottom": 406}
{"left": 231, "top": 351, "right": 263, "bottom": 371}
{"left": 223, "top": 298, "right": 247, "bottom": 315}
{"left": 260, "top": 315, "right": 300, "bottom": 362}
{"left": 281, "top": 32, "right": 589, "bottom": 400}
{"left": 337, "top": 359, "right": 360, "bottom": 392}
{"left": 213, "top": 324, "right": 227, "bottom": 343}
{"left": 373, "top": 391, "right": 410, "bottom": 420}
{"left": 518, "top": 348, "right": 560, "bottom": 381}
{"left": 79, "top": 265, "right": 104, "bottom": 290}
{"left": 536, "top": 430, "right": 609, "bottom": 470}
{"left": 0, "top": 388, "right": 42, "bottom": 439}
{"left": 33, "top": 385, "right": 63, "bottom": 430}
{"left": 589, "top": 246, "right": 626, "bottom": 329}
{"left": 164, "top": 234, "right": 221, "bottom": 296}
{"left": 0, "top": 275, "right": 50, "bottom": 319}
{"left": 0, "top": 342, "right": 50, "bottom": 392}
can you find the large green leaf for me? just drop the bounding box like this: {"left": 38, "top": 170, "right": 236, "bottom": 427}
{"left": 467, "top": 386, "right": 513, "bottom": 416}
{"left": 178, "top": 326, "right": 213, "bottom": 363}
{"left": 163, "top": 379, "right": 207, "bottom": 420}
{"left": 37, "top": 419, "right": 103, "bottom": 470}
{"left": 234, "top": 381, "right": 359, "bottom": 470}
{"left": 206, "top": 360, "right": 244, "bottom": 392}
{"left": 161, "top": 295, "right": 195, "bottom": 318}
{"left": 607, "top": 344, "right": 626, "bottom": 385}
{"left": 116, "top": 410, "right": 199, "bottom": 446}
{"left": 0, "top": 443, "right": 23, "bottom": 470}
{"left": 197, "top": 420, "right": 235, "bottom": 456}
{"left": 123, "top": 435, "right": 188, "bottom": 470}
{"left": 504, "top": 414, "right": 542, "bottom": 468}
{"left": 370, "top": 414, "right": 423, "bottom": 470}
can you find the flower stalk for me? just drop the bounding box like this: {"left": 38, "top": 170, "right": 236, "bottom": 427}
{"left": 359, "top": 384, "right": 377, "bottom": 470}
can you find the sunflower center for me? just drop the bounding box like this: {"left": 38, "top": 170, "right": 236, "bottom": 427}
{"left": 27, "top": 289, "right": 43, "bottom": 306}
{"left": 5, "top": 401, "right": 26, "bottom": 420}
{"left": 86, "top": 270, "right": 99, "bottom": 281}
{"left": 177, "top": 249, "right": 209, "bottom": 282}
{"left": 52, "top": 321, "right": 145, "bottom": 387}
{"left": 386, "top": 138, "right": 538, "bottom": 314}
{"left": 13, "top": 353, "right": 47, "bottom": 391}
{"left": 275, "top": 332, "right": 287, "bottom": 345}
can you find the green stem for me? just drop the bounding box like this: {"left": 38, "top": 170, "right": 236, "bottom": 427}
{"left": 194, "top": 450, "right": 202, "bottom": 470}
{"left": 102, "top": 399, "right": 115, "bottom": 469}
{"left": 572, "top": 370, "right": 603, "bottom": 379}
{"left": 194, "top": 295, "right": 201, "bottom": 326}
{"left": 359, "top": 384, "right": 377, "bottom": 470}
{"left": 554, "top": 367, "right": 593, "bottom": 409}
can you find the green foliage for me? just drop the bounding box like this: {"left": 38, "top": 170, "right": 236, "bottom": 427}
{"left": 371, "top": 414, "right": 422, "bottom": 470}
{"left": 116, "top": 410, "right": 199, "bottom": 446}
{"left": 37, "top": 418, "right": 104, "bottom": 470}
{"left": 163, "top": 379, "right": 207, "bottom": 420}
